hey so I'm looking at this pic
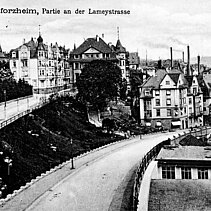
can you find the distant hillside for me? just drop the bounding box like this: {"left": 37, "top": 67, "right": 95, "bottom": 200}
{"left": 190, "top": 56, "right": 211, "bottom": 67}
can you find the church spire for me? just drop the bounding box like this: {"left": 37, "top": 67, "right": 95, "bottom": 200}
{"left": 37, "top": 24, "right": 43, "bottom": 44}
{"left": 117, "top": 26, "right": 119, "bottom": 40}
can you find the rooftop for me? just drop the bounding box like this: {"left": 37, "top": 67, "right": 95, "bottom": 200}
{"left": 71, "top": 37, "right": 113, "bottom": 55}
{"left": 156, "top": 146, "right": 211, "bottom": 161}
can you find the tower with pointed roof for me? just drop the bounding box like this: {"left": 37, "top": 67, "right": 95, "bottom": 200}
{"left": 115, "top": 27, "right": 129, "bottom": 86}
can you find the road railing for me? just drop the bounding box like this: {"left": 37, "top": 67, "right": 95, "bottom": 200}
{"left": 0, "top": 100, "right": 49, "bottom": 130}
{"left": 132, "top": 126, "right": 211, "bottom": 211}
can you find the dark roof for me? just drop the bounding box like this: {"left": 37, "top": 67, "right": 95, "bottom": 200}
{"left": 185, "top": 75, "right": 193, "bottom": 87}
{"left": 142, "top": 69, "right": 167, "bottom": 89}
{"left": 71, "top": 37, "right": 112, "bottom": 54}
{"left": 115, "top": 39, "right": 126, "bottom": 53}
{"left": 169, "top": 73, "right": 180, "bottom": 84}
{"left": 179, "top": 134, "right": 206, "bottom": 146}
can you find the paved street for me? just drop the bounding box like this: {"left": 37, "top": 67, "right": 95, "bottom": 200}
{"left": 0, "top": 130, "right": 185, "bottom": 211}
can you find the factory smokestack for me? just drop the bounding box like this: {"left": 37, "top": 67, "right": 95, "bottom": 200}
{"left": 187, "top": 45, "right": 190, "bottom": 75}
{"left": 182, "top": 51, "right": 184, "bottom": 63}
{"left": 170, "top": 47, "right": 173, "bottom": 69}
{"left": 197, "top": 55, "right": 200, "bottom": 75}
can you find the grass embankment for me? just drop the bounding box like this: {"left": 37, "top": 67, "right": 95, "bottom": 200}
{"left": 0, "top": 96, "right": 122, "bottom": 197}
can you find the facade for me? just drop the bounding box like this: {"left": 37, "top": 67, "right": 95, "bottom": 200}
{"left": 69, "top": 35, "right": 129, "bottom": 86}
{"left": 185, "top": 75, "right": 204, "bottom": 128}
{"left": 9, "top": 35, "right": 72, "bottom": 94}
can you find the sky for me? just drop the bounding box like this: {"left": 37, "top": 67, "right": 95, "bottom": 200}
{"left": 0, "top": 0, "right": 211, "bottom": 60}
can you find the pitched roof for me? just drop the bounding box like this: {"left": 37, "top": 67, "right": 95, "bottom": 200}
{"left": 185, "top": 75, "right": 193, "bottom": 87}
{"left": 115, "top": 39, "right": 126, "bottom": 53}
{"left": 71, "top": 37, "right": 112, "bottom": 54}
{"left": 179, "top": 134, "right": 206, "bottom": 146}
{"left": 157, "top": 146, "right": 211, "bottom": 160}
{"left": 202, "top": 74, "right": 211, "bottom": 89}
{"left": 169, "top": 73, "right": 180, "bottom": 84}
{"left": 142, "top": 69, "right": 167, "bottom": 89}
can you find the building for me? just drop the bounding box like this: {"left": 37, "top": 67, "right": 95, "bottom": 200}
{"left": 69, "top": 35, "right": 129, "bottom": 86}
{"left": 155, "top": 145, "right": 211, "bottom": 180}
{"left": 139, "top": 69, "right": 189, "bottom": 129}
{"left": 9, "top": 35, "right": 72, "bottom": 94}
{"left": 128, "top": 52, "right": 140, "bottom": 70}
{"left": 185, "top": 75, "right": 204, "bottom": 128}
{"left": 148, "top": 144, "right": 211, "bottom": 210}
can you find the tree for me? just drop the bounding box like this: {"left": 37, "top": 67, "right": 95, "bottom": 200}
{"left": 76, "top": 60, "right": 123, "bottom": 111}
{"left": 128, "top": 69, "right": 150, "bottom": 122}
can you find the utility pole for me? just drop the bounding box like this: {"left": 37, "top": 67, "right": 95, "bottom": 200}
{"left": 70, "top": 138, "right": 75, "bottom": 169}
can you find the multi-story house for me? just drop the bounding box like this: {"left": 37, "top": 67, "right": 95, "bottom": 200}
{"left": 128, "top": 52, "right": 140, "bottom": 70}
{"left": 69, "top": 35, "right": 129, "bottom": 86}
{"left": 139, "top": 69, "right": 190, "bottom": 129}
{"left": 9, "top": 35, "right": 72, "bottom": 94}
{"left": 185, "top": 75, "right": 204, "bottom": 127}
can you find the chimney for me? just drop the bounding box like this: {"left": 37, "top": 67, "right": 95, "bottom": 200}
{"left": 23, "top": 38, "right": 25, "bottom": 44}
{"left": 102, "top": 34, "right": 104, "bottom": 39}
{"left": 182, "top": 51, "right": 184, "bottom": 62}
{"left": 96, "top": 35, "right": 99, "bottom": 42}
{"left": 170, "top": 47, "right": 173, "bottom": 69}
{"left": 158, "top": 59, "right": 162, "bottom": 69}
{"left": 197, "top": 55, "right": 200, "bottom": 74}
{"left": 187, "top": 45, "right": 190, "bottom": 75}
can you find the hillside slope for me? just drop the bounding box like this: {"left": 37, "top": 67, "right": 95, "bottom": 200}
{"left": 0, "top": 96, "right": 122, "bottom": 197}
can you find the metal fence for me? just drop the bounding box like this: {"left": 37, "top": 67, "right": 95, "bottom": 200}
{"left": 132, "top": 126, "right": 211, "bottom": 211}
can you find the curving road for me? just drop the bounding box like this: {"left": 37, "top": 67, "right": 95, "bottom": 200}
{"left": 1, "top": 131, "right": 185, "bottom": 211}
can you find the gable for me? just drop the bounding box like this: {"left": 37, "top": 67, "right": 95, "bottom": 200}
{"left": 160, "top": 74, "right": 176, "bottom": 88}
{"left": 84, "top": 47, "right": 100, "bottom": 54}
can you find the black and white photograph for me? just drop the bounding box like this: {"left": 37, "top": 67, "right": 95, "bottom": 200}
{"left": 0, "top": 0, "right": 211, "bottom": 210}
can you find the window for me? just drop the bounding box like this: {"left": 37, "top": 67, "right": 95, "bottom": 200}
{"left": 145, "top": 90, "right": 150, "bottom": 96}
{"left": 23, "top": 60, "right": 28, "bottom": 67}
{"left": 167, "top": 109, "right": 171, "bottom": 116}
{"left": 75, "top": 63, "right": 79, "bottom": 69}
{"left": 181, "top": 167, "right": 192, "bottom": 179}
{"left": 193, "top": 87, "right": 197, "bottom": 94}
{"left": 12, "top": 51, "right": 16, "bottom": 58}
{"left": 156, "top": 99, "right": 160, "bottom": 106}
{"left": 166, "top": 90, "right": 171, "bottom": 95}
{"left": 13, "top": 61, "right": 16, "bottom": 68}
{"left": 166, "top": 99, "right": 171, "bottom": 106}
{"left": 166, "top": 81, "right": 170, "bottom": 85}
{"left": 189, "top": 107, "right": 192, "bottom": 114}
{"left": 156, "top": 109, "right": 160, "bottom": 116}
{"left": 189, "top": 98, "right": 192, "bottom": 105}
{"left": 198, "top": 168, "right": 208, "bottom": 179}
{"left": 155, "top": 90, "right": 160, "bottom": 96}
{"left": 162, "top": 166, "right": 175, "bottom": 179}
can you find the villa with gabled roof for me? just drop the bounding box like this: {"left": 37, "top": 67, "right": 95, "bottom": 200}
{"left": 139, "top": 68, "right": 204, "bottom": 129}
{"left": 69, "top": 35, "right": 129, "bottom": 85}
